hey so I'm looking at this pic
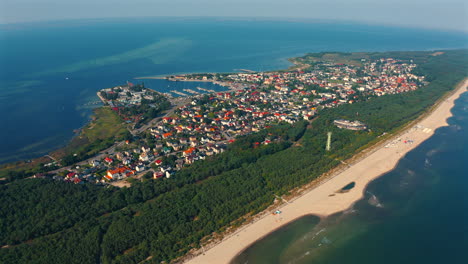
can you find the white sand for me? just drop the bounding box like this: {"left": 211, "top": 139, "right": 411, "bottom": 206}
{"left": 185, "top": 79, "right": 467, "bottom": 264}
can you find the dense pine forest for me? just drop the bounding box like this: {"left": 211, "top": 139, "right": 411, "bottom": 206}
{"left": 0, "top": 50, "right": 466, "bottom": 264}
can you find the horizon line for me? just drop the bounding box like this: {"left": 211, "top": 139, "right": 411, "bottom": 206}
{"left": 1, "top": 15, "right": 467, "bottom": 34}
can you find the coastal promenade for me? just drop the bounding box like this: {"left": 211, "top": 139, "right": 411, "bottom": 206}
{"left": 184, "top": 79, "right": 468, "bottom": 264}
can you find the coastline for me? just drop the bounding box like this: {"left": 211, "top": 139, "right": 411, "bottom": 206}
{"left": 134, "top": 75, "right": 247, "bottom": 92}
{"left": 184, "top": 78, "right": 468, "bottom": 264}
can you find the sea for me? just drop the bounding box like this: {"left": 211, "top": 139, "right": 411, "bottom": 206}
{"left": 0, "top": 17, "right": 467, "bottom": 164}
{"left": 232, "top": 92, "right": 468, "bottom": 264}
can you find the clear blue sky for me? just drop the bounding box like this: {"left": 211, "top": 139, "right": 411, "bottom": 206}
{"left": 1, "top": 0, "right": 467, "bottom": 32}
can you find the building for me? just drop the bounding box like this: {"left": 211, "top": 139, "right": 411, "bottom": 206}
{"left": 107, "top": 167, "right": 134, "bottom": 180}
{"left": 333, "top": 119, "right": 367, "bottom": 130}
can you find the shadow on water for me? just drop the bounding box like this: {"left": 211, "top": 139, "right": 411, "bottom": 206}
{"left": 232, "top": 92, "right": 468, "bottom": 264}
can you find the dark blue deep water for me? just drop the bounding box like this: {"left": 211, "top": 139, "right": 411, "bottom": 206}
{"left": 0, "top": 17, "right": 467, "bottom": 163}
{"left": 233, "top": 92, "right": 468, "bottom": 264}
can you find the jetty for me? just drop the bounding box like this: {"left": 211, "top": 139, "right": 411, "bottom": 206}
{"left": 170, "top": 90, "right": 188, "bottom": 97}
{"left": 235, "top": 69, "right": 257, "bottom": 73}
{"left": 183, "top": 89, "right": 200, "bottom": 95}
{"left": 96, "top": 91, "right": 107, "bottom": 103}
{"left": 162, "top": 92, "right": 173, "bottom": 98}
{"left": 197, "top": 87, "right": 216, "bottom": 93}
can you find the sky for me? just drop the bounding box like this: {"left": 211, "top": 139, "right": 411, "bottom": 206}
{"left": 1, "top": 0, "right": 467, "bottom": 32}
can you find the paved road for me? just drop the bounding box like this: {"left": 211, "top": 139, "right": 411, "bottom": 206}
{"left": 49, "top": 141, "right": 125, "bottom": 174}
{"left": 49, "top": 97, "right": 191, "bottom": 174}
{"left": 131, "top": 97, "right": 192, "bottom": 135}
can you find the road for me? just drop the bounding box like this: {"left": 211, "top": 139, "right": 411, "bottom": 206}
{"left": 49, "top": 97, "right": 191, "bottom": 175}
{"left": 131, "top": 97, "right": 192, "bottom": 135}
{"left": 49, "top": 141, "right": 126, "bottom": 174}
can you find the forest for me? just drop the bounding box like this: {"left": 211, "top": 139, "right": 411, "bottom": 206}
{"left": 0, "top": 50, "right": 466, "bottom": 264}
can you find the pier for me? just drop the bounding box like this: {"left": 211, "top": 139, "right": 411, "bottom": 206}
{"left": 96, "top": 91, "right": 107, "bottom": 104}
{"left": 170, "top": 90, "right": 188, "bottom": 97}
{"left": 235, "top": 69, "right": 257, "bottom": 73}
{"left": 197, "top": 87, "right": 216, "bottom": 93}
{"left": 183, "top": 89, "right": 200, "bottom": 95}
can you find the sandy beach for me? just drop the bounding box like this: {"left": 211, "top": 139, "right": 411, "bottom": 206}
{"left": 185, "top": 79, "right": 467, "bottom": 264}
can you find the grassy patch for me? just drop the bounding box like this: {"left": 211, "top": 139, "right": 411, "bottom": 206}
{"left": 0, "top": 107, "right": 130, "bottom": 181}
{"left": 83, "top": 107, "right": 128, "bottom": 142}
{"left": 295, "top": 52, "right": 367, "bottom": 67}
{"left": 52, "top": 107, "right": 130, "bottom": 160}
{"left": 0, "top": 156, "right": 53, "bottom": 180}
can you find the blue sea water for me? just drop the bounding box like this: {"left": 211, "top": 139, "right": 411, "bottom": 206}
{"left": 0, "top": 17, "right": 467, "bottom": 163}
{"left": 232, "top": 92, "right": 468, "bottom": 264}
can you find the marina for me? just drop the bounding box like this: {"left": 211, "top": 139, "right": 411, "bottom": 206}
{"left": 197, "top": 87, "right": 216, "bottom": 93}
{"left": 170, "top": 90, "right": 188, "bottom": 97}
{"left": 183, "top": 89, "right": 200, "bottom": 95}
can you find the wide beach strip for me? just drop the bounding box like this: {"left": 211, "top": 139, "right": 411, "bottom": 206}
{"left": 185, "top": 79, "right": 468, "bottom": 264}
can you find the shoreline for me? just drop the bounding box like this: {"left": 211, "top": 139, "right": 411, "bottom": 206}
{"left": 184, "top": 78, "right": 468, "bottom": 264}
{"left": 135, "top": 75, "right": 247, "bottom": 93}
{"left": 133, "top": 56, "right": 305, "bottom": 94}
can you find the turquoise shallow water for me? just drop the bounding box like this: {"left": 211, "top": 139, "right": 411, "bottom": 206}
{"left": 232, "top": 92, "right": 468, "bottom": 264}
{"left": 0, "top": 17, "right": 467, "bottom": 163}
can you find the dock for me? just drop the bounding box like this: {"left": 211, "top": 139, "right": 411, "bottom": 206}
{"left": 235, "top": 69, "right": 257, "bottom": 73}
{"left": 162, "top": 92, "right": 173, "bottom": 98}
{"left": 170, "top": 90, "right": 188, "bottom": 97}
{"left": 197, "top": 87, "right": 216, "bottom": 93}
{"left": 96, "top": 91, "right": 107, "bottom": 104}
{"left": 183, "top": 89, "right": 200, "bottom": 95}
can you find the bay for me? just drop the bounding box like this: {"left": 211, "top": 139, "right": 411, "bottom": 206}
{"left": 0, "top": 17, "right": 467, "bottom": 163}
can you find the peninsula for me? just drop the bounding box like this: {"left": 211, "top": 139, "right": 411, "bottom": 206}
{"left": 0, "top": 50, "right": 466, "bottom": 264}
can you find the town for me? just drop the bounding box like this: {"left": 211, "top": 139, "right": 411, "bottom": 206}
{"left": 98, "top": 82, "right": 171, "bottom": 127}
{"left": 38, "top": 57, "right": 427, "bottom": 186}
